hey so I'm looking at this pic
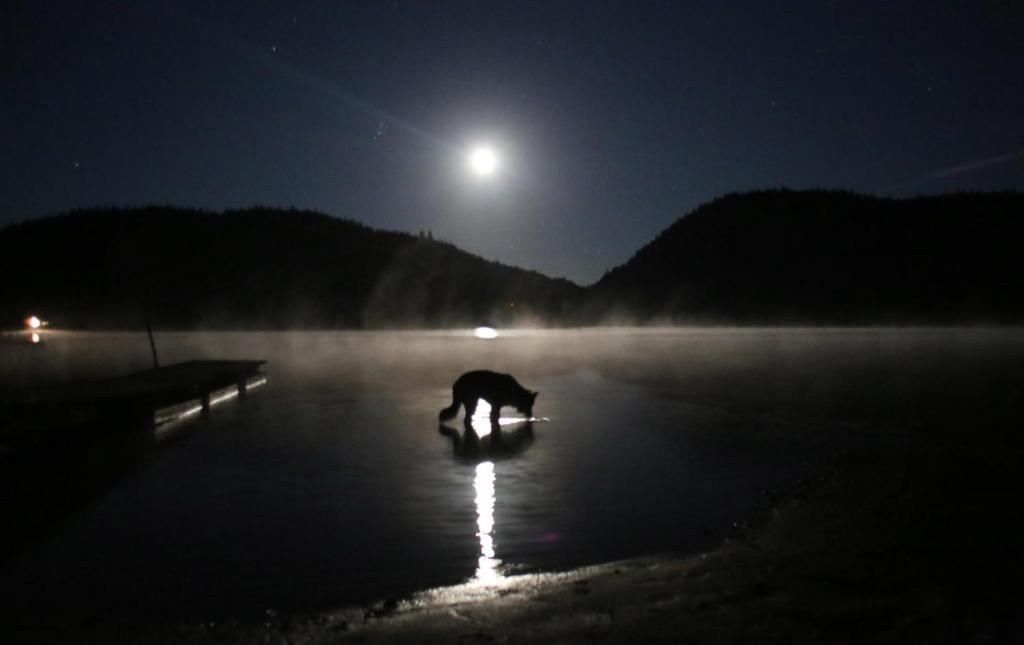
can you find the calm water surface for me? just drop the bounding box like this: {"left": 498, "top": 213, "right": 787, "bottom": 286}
{"left": 0, "top": 329, "right": 902, "bottom": 620}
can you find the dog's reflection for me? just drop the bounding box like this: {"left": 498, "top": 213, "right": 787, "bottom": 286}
{"left": 438, "top": 419, "right": 535, "bottom": 462}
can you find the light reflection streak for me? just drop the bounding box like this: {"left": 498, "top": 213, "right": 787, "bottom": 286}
{"left": 154, "top": 375, "right": 267, "bottom": 438}
{"left": 208, "top": 387, "right": 239, "bottom": 406}
{"left": 442, "top": 400, "right": 537, "bottom": 588}
{"left": 473, "top": 461, "right": 502, "bottom": 584}
{"left": 469, "top": 399, "right": 526, "bottom": 438}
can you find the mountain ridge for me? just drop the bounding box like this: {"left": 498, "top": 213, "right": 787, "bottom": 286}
{"left": 590, "top": 189, "right": 1024, "bottom": 323}
{"left": 0, "top": 206, "right": 582, "bottom": 329}
{"left": 3, "top": 189, "right": 1022, "bottom": 328}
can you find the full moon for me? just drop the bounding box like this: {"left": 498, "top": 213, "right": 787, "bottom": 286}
{"left": 468, "top": 147, "right": 498, "bottom": 176}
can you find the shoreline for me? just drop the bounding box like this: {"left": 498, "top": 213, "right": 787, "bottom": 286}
{"left": 309, "top": 433, "right": 1022, "bottom": 644}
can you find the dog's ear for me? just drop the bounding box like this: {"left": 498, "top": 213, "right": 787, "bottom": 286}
{"left": 530, "top": 391, "right": 539, "bottom": 402}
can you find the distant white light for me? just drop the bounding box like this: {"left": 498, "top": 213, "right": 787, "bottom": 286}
{"left": 27, "top": 316, "right": 41, "bottom": 329}
{"left": 468, "top": 147, "right": 498, "bottom": 176}
{"left": 474, "top": 326, "right": 498, "bottom": 339}
{"left": 30, "top": 332, "right": 41, "bottom": 344}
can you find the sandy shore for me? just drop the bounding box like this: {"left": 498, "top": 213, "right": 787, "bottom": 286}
{"left": 11, "top": 422, "right": 1021, "bottom": 645}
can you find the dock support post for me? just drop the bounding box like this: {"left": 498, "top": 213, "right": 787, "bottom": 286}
{"left": 237, "top": 378, "right": 248, "bottom": 400}
{"left": 142, "top": 301, "right": 159, "bottom": 369}
{"left": 200, "top": 392, "right": 211, "bottom": 418}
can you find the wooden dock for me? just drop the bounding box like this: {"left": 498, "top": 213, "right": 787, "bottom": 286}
{"left": 0, "top": 360, "right": 266, "bottom": 443}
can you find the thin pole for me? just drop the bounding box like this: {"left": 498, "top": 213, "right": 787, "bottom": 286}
{"left": 143, "top": 300, "right": 159, "bottom": 369}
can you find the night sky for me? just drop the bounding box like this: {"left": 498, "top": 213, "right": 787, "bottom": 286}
{"left": 3, "top": 1, "right": 1023, "bottom": 283}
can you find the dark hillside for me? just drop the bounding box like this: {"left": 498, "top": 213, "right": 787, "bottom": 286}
{"left": 591, "top": 190, "right": 1024, "bottom": 323}
{"left": 0, "top": 207, "right": 582, "bottom": 329}
{"left": 3, "top": 191, "right": 1022, "bottom": 329}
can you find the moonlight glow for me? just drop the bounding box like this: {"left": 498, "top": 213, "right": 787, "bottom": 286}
{"left": 468, "top": 147, "right": 498, "bottom": 176}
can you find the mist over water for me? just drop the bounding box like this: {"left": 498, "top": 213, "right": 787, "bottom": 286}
{"left": 1, "top": 328, "right": 1021, "bottom": 621}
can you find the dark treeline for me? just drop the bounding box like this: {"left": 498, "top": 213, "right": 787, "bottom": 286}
{"left": 590, "top": 189, "right": 1024, "bottom": 324}
{"left": 1, "top": 190, "right": 1022, "bottom": 329}
{"left": 0, "top": 207, "right": 581, "bottom": 329}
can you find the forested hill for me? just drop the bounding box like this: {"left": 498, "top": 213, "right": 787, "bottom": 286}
{"left": 3, "top": 191, "right": 1022, "bottom": 329}
{"left": 590, "top": 190, "right": 1024, "bottom": 323}
{"left": 0, "top": 207, "right": 581, "bottom": 329}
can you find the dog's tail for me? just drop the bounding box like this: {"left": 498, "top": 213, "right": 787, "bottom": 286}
{"left": 439, "top": 396, "right": 460, "bottom": 421}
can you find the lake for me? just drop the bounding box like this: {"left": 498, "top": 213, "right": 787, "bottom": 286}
{"left": 1, "top": 328, "right": 1018, "bottom": 622}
